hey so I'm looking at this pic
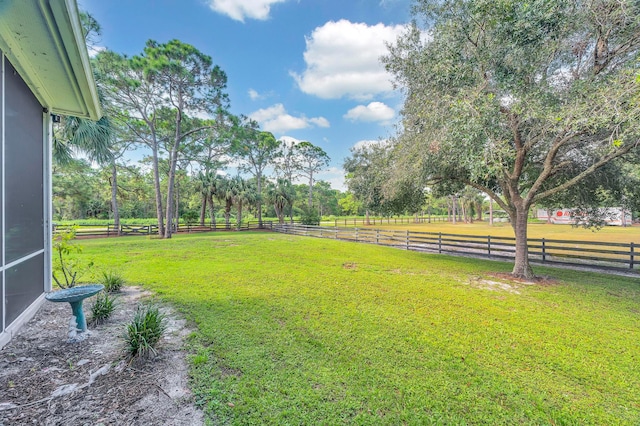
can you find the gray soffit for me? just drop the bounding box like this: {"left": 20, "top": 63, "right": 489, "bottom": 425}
{"left": 0, "top": 0, "right": 101, "bottom": 120}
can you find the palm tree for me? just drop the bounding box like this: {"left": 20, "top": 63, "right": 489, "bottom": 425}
{"left": 214, "top": 176, "right": 235, "bottom": 229}
{"left": 53, "top": 115, "right": 112, "bottom": 165}
{"left": 196, "top": 172, "right": 207, "bottom": 226}
{"left": 198, "top": 170, "right": 224, "bottom": 228}
{"left": 266, "top": 179, "right": 294, "bottom": 224}
{"left": 230, "top": 176, "right": 257, "bottom": 230}
{"left": 53, "top": 114, "right": 121, "bottom": 233}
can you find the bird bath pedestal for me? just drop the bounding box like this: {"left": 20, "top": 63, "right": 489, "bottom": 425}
{"left": 45, "top": 285, "right": 104, "bottom": 341}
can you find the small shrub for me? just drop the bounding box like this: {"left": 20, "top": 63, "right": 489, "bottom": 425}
{"left": 124, "top": 304, "right": 166, "bottom": 358}
{"left": 101, "top": 270, "right": 125, "bottom": 293}
{"left": 52, "top": 227, "right": 83, "bottom": 288}
{"left": 300, "top": 208, "right": 320, "bottom": 226}
{"left": 90, "top": 291, "right": 116, "bottom": 325}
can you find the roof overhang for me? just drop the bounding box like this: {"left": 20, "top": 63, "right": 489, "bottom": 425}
{"left": 0, "top": 0, "right": 101, "bottom": 120}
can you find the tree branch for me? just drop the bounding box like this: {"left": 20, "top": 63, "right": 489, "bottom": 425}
{"left": 533, "top": 142, "right": 637, "bottom": 202}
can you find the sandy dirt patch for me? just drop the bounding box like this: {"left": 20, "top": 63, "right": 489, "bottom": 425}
{"left": 0, "top": 287, "right": 203, "bottom": 425}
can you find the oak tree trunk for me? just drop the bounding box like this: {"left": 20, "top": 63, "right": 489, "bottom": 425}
{"left": 511, "top": 206, "right": 534, "bottom": 279}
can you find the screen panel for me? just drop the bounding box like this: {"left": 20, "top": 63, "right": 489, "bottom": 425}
{"left": 1, "top": 53, "right": 4, "bottom": 334}
{"left": 0, "top": 55, "right": 4, "bottom": 264}
{"left": 4, "top": 57, "right": 44, "bottom": 263}
{"left": 1, "top": 273, "right": 4, "bottom": 333}
{"left": 5, "top": 253, "right": 44, "bottom": 326}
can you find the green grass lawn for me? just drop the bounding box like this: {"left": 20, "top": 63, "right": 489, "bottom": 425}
{"left": 76, "top": 232, "right": 640, "bottom": 425}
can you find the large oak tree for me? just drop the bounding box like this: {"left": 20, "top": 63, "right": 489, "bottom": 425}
{"left": 384, "top": 0, "right": 640, "bottom": 278}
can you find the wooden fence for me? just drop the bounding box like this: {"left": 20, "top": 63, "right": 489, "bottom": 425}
{"left": 54, "top": 221, "right": 274, "bottom": 238}
{"left": 273, "top": 224, "right": 638, "bottom": 273}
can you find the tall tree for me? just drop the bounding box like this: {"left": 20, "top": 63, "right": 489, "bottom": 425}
{"left": 293, "top": 141, "right": 330, "bottom": 209}
{"left": 266, "top": 179, "right": 295, "bottom": 224}
{"left": 189, "top": 112, "right": 234, "bottom": 225}
{"left": 96, "top": 40, "right": 229, "bottom": 238}
{"left": 230, "top": 176, "right": 257, "bottom": 230}
{"left": 196, "top": 170, "right": 217, "bottom": 226}
{"left": 344, "top": 143, "right": 384, "bottom": 225}
{"left": 275, "top": 139, "right": 300, "bottom": 223}
{"left": 139, "top": 40, "right": 229, "bottom": 238}
{"left": 384, "top": 0, "right": 640, "bottom": 278}
{"left": 94, "top": 50, "right": 167, "bottom": 236}
{"left": 215, "top": 175, "right": 235, "bottom": 229}
{"left": 234, "top": 119, "right": 281, "bottom": 228}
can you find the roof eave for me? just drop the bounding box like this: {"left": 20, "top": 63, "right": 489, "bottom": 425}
{"left": 0, "top": 0, "right": 102, "bottom": 120}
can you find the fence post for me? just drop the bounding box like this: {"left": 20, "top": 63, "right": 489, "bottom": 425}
{"left": 487, "top": 235, "right": 491, "bottom": 256}
{"left": 438, "top": 232, "right": 442, "bottom": 254}
{"left": 406, "top": 230, "right": 409, "bottom": 250}
{"left": 630, "top": 242, "right": 635, "bottom": 269}
{"left": 542, "top": 238, "right": 546, "bottom": 262}
{"left": 355, "top": 228, "right": 358, "bottom": 242}
{"left": 376, "top": 229, "right": 379, "bottom": 244}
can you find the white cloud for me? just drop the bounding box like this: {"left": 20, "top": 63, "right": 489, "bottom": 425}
{"left": 344, "top": 102, "right": 395, "bottom": 123}
{"left": 279, "top": 135, "right": 303, "bottom": 147}
{"left": 248, "top": 88, "right": 276, "bottom": 101}
{"left": 309, "top": 117, "right": 330, "bottom": 128}
{"left": 317, "top": 167, "right": 347, "bottom": 191}
{"left": 249, "top": 104, "right": 330, "bottom": 134}
{"left": 206, "top": 0, "right": 287, "bottom": 22}
{"left": 248, "top": 89, "right": 261, "bottom": 100}
{"left": 291, "top": 20, "right": 405, "bottom": 100}
{"left": 88, "top": 45, "right": 106, "bottom": 57}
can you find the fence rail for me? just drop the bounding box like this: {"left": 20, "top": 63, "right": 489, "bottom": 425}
{"left": 54, "top": 221, "right": 274, "bottom": 237}
{"left": 273, "top": 224, "right": 638, "bottom": 273}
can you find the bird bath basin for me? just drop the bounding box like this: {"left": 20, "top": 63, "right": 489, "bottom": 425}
{"left": 46, "top": 285, "right": 104, "bottom": 336}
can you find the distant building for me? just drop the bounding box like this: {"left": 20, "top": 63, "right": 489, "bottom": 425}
{"left": 0, "top": 0, "right": 101, "bottom": 349}
{"left": 536, "top": 208, "right": 632, "bottom": 226}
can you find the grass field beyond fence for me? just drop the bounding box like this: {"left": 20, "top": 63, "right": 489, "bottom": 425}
{"left": 75, "top": 233, "right": 640, "bottom": 425}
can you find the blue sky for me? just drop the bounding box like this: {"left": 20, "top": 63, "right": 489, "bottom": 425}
{"left": 81, "top": 0, "right": 413, "bottom": 190}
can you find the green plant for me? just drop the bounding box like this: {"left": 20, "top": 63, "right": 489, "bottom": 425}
{"left": 300, "top": 207, "right": 320, "bottom": 225}
{"left": 100, "top": 270, "right": 125, "bottom": 292}
{"left": 52, "top": 227, "right": 84, "bottom": 288}
{"left": 90, "top": 291, "right": 116, "bottom": 325}
{"left": 182, "top": 210, "right": 199, "bottom": 225}
{"left": 124, "top": 304, "right": 166, "bottom": 358}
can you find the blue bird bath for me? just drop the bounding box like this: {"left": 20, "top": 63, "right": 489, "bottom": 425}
{"left": 46, "top": 284, "right": 104, "bottom": 333}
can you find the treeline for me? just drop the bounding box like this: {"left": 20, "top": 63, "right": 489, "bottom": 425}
{"left": 54, "top": 15, "right": 347, "bottom": 236}
{"left": 53, "top": 158, "right": 361, "bottom": 224}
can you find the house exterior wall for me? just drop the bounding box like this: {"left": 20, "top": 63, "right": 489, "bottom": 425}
{"left": 0, "top": 52, "right": 51, "bottom": 349}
